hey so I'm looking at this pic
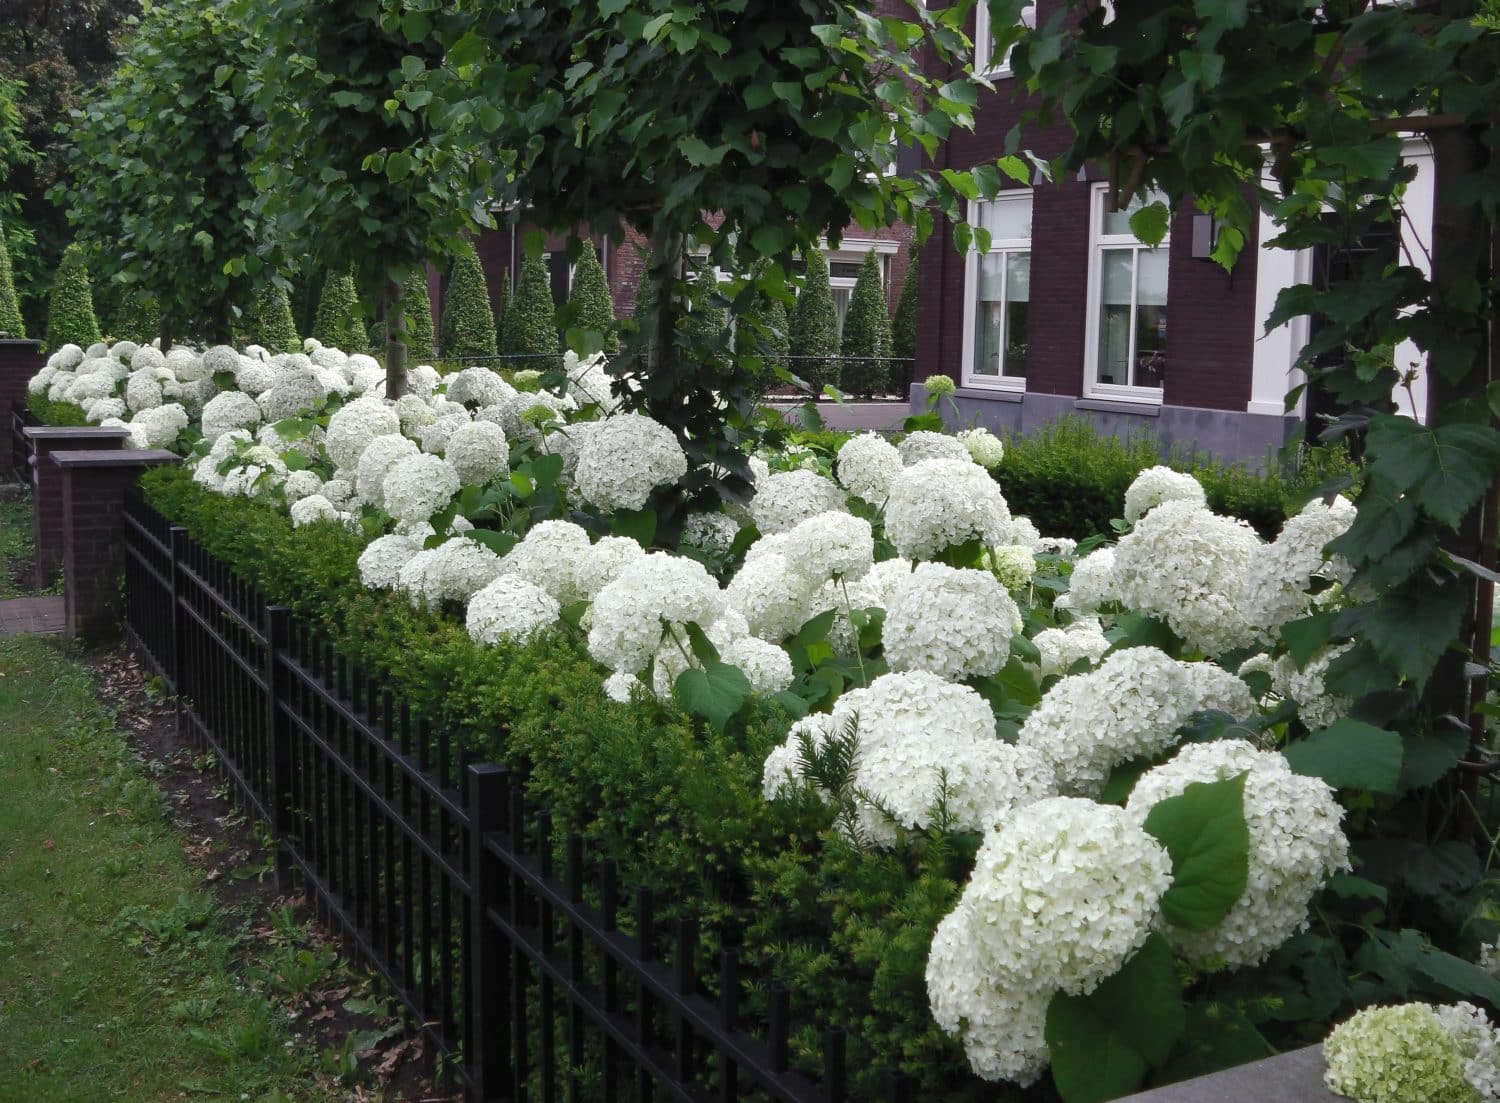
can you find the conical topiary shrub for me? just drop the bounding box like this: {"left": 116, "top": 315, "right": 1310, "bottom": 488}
{"left": 891, "top": 245, "right": 919, "bottom": 393}
{"left": 247, "top": 281, "right": 298, "bottom": 352}
{"left": 839, "top": 250, "right": 892, "bottom": 396}
{"left": 110, "top": 289, "right": 162, "bottom": 344}
{"left": 0, "top": 221, "right": 25, "bottom": 338}
{"left": 500, "top": 254, "right": 558, "bottom": 363}
{"left": 789, "top": 249, "right": 839, "bottom": 392}
{"left": 442, "top": 241, "right": 498, "bottom": 359}
{"left": 734, "top": 293, "right": 791, "bottom": 392}
{"left": 401, "top": 269, "right": 435, "bottom": 359}
{"left": 45, "top": 242, "right": 103, "bottom": 351}
{"left": 566, "top": 240, "right": 618, "bottom": 352}
{"left": 312, "top": 269, "right": 368, "bottom": 354}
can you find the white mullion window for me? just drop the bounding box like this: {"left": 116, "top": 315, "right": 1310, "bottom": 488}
{"left": 1084, "top": 184, "right": 1168, "bottom": 401}
{"left": 961, "top": 192, "right": 1032, "bottom": 390}
{"left": 977, "top": 1, "right": 1038, "bottom": 78}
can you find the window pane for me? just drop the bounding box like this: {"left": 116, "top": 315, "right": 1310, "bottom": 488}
{"left": 1002, "top": 253, "right": 1029, "bottom": 378}
{"left": 1135, "top": 304, "right": 1167, "bottom": 388}
{"left": 979, "top": 195, "right": 1033, "bottom": 241}
{"left": 975, "top": 301, "right": 1002, "bottom": 376}
{"left": 833, "top": 287, "right": 851, "bottom": 335}
{"left": 1102, "top": 191, "right": 1164, "bottom": 236}
{"left": 1137, "top": 247, "right": 1168, "bottom": 306}
{"left": 1098, "top": 304, "right": 1132, "bottom": 385}
{"left": 1100, "top": 249, "right": 1133, "bottom": 304}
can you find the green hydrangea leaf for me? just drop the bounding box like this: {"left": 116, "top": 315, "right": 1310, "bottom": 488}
{"left": 674, "top": 661, "right": 750, "bottom": 731}
{"left": 1143, "top": 773, "right": 1249, "bottom": 931}
{"left": 1283, "top": 719, "right": 1403, "bottom": 794}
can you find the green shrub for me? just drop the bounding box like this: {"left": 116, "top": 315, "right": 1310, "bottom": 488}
{"left": 565, "top": 240, "right": 618, "bottom": 353}
{"left": 401, "top": 268, "right": 435, "bottom": 359}
{"left": 891, "top": 246, "right": 918, "bottom": 391}
{"left": 27, "top": 395, "right": 90, "bottom": 426}
{"left": 735, "top": 293, "right": 791, "bottom": 391}
{"left": 311, "top": 270, "right": 368, "bottom": 354}
{"left": 441, "top": 240, "right": 498, "bottom": 359}
{"left": 500, "top": 254, "right": 557, "bottom": 362}
{"left": 789, "top": 250, "right": 839, "bottom": 392}
{"left": 109, "top": 289, "right": 163, "bottom": 345}
{"left": 0, "top": 220, "right": 25, "bottom": 338}
{"left": 44, "top": 243, "right": 103, "bottom": 351}
{"left": 838, "top": 250, "right": 891, "bottom": 397}
{"left": 245, "top": 282, "right": 298, "bottom": 352}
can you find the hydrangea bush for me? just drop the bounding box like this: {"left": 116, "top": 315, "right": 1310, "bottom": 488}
{"left": 71, "top": 345, "right": 1500, "bottom": 1101}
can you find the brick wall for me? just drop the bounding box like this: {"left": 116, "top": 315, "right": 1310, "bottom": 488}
{"left": 0, "top": 340, "right": 43, "bottom": 478}
{"left": 24, "top": 427, "right": 130, "bottom": 586}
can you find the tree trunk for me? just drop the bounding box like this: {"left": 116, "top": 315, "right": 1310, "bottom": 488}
{"left": 157, "top": 312, "right": 172, "bottom": 353}
{"left": 645, "top": 228, "right": 686, "bottom": 378}
{"left": 384, "top": 274, "right": 407, "bottom": 400}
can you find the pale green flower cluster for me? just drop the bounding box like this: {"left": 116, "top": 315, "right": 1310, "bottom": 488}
{"left": 1323, "top": 1002, "right": 1500, "bottom": 1103}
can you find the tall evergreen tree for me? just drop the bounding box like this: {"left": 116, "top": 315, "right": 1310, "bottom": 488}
{"left": 402, "top": 268, "right": 435, "bottom": 359}
{"left": 891, "top": 244, "right": 919, "bottom": 393}
{"left": 0, "top": 221, "right": 25, "bottom": 338}
{"left": 500, "top": 254, "right": 558, "bottom": 362}
{"left": 789, "top": 249, "right": 839, "bottom": 392}
{"left": 44, "top": 242, "right": 101, "bottom": 350}
{"left": 441, "top": 240, "right": 498, "bottom": 358}
{"left": 566, "top": 240, "right": 617, "bottom": 352}
{"left": 493, "top": 267, "right": 511, "bottom": 343}
{"left": 839, "top": 250, "right": 892, "bottom": 395}
{"left": 312, "top": 269, "right": 368, "bottom": 353}
{"left": 735, "top": 293, "right": 791, "bottom": 392}
{"left": 247, "top": 281, "right": 298, "bottom": 352}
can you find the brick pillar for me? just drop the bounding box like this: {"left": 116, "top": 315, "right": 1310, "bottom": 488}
{"left": 0, "top": 339, "right": 44, "bottom": 479}
{"left": 24, "top": 426, "right": 130, "bottom": 587}
{"left": 55, "top": 449, "right": 177, "bottom": 642}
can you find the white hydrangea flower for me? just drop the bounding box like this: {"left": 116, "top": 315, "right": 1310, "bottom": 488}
{"left": 289, "top": 494, "right": 340, "bottom": 527}
{"left": 1033, "top": 618, "right": 1112, "bottom": 679}
{"left": 494, "top": 520, "right": 596, "bottom": 605}
{"left": 747, "top": 469, "right": 847, "bottom": 535}
{"left": 257, "top": 370, "right": 328, "bottom": 423}
{"left": 587, "top": 553, "right": 724, "bottom": 674}
{"left": 444, "top": 420, "right": 510, "bottom": 486}
{"left": 762, "top": 714, "right": 838, "bottom": 800}
{"left": 843, "top": 556, "right": 913, "bottom": 610}
{"left": 65, "top": 371, "right": 117, "bottom": 405}
{"left": 721, "top": 637, "right": 794, "bottom": 695}
{"left": 445, "top": 365, "right": 516, "bottom": 408}
{"left": 325, "top": 398, "right": 401, "bottom": 470}
{"left": 899, "top": 430, "right": 973, "bottom": 466}
{"left": 49, "top": 344, "right": 85, "bottom": 370}
{"left": 1128, "top": 740, "right": 1348, "bottom": 968}
{"left": 576, "top": 535, "right": 646, "bottom": 601}
{"left": 1434, "top": 1002, "right": 1500, "bottom": 1101}
{"left": 1124, "top": 465, "right": 1207, "bottom": 524}
{"left": 409, "top": 364, "right": 440, "bottom": 398}
{"left": 882, "top": 563, "right": 1019, "bottom": 681}
{"left": 1037, "top": 535, "right": 1078, "bottom": 557}
{"left": 957, "top": 427, "right": 1004, "bottom": 469}
{"left": 309, "top": 344, "right": 345, "bottom": 371}
{"left": 1178, "top": 661, "right": 1257, "bottom": 719}
{"left": 1272, "top": 643, "right": 1353, "bottom": 729}
{"left": 129, "top": 403, "right": 189, "bottom": 449}
{"left": 382, "top": 453, "right": 461, "bottom": 524}
{"left": 1112, "top": 500, "right": 1261, "bottom": 655}
{"left": 782, "top": 512, "right": 874, "bottom": 584}
{"left": 394, "top": 392, "right": 437, "bottom": 434}
{"left": 466, "top": 575, "right": 561, "bottom": 645}
{"left": 85, "top": 397, "right": 127, "bottom": 423}
{"left": 1324, "top": 1003, "right": 1487, "bottom": 1103}
{"left": 202, "top": 345, "right": 240, "bottom": 378}
{"left": 200, "top": 390, "right": 264, "bottom": 443}
{"left": 603, "top": 671, "right": 643, "bottom": 704}
{"left": 1064, "top": 546, "right": 1117, "bottom": 614}
{"left": 168, "top": 347, "right": 208, "bottom": 382}
{"left": 1018, "top": 646, "right": 1217, "bottom": 796}
{"left": 835, "top": 433, "right": 904, "bottom": 505}
{"left": 1241, "top": 496, "right": 1357, "bottom": 640}
{"left": 346, "top": 353, "right": 385, "bottom": 394}
{"left": 108, "top": 340, "right": 139, "bottom": 361}
{"left": 493, "top": 390, "right": 574, "bottom": 447}
{"left": 988, "top": 544, "right": 1036, "bottom": 591}
{"left": 927, "top": 903, "right": 1053, "bottom": 1086}
{"left": 574, "top": 412, "right": 688, "bottom": 512}
{"left": 220, "top": 445, "right": 289, "bottom": 498}
{"left": 256, "top": 420, "right": 324, "bottom": 461}
{"left": 191, "top": 429, "right": 251, "bottom": 492}
{"left": 724, "top": 551, "right": 822, "bottom": 642}
{"left": 680, "top": 512, "right": 740, "bottom": 556}
{"left": 947, "top": 796, "right": 1171, "bottom": 995}
{"left": 396, "top": 537, "right": 504, "bottom": 610}
{"left": 417, "top": 411, "right": 472, "bottom": 456}
{"left": 358, "top": 533, "right": 424, "bottom": 590}
{"left": 885, "top": 458, "right": 1011, "bottom": 562}
{"left": 234, "top": 356, "right": 280, "bottom": 397}
{"left": 27, "top": 364, "right": 56, "bottom": 394}
{"left": 281, "top": 470, "right": 324, "bottom": 504}
{"left": 124, "top": 371, "right": 163, "bottom": 412}
{"left": 1007, "top": 516, "right": 1041, "bottom": 550}
{"left": 130, "top": 345, "right": 167, "bottom": 373}
{"left": 355, "top": 433, "right": 421, "bottom": 509}
{"left": 564, "top": 349, "right": 622, "bottom": 413}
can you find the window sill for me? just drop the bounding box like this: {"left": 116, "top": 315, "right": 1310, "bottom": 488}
{"left": 956, "top": 385, "right": 1024, "bottom": 403}
{"left": 1074, "top": 397, "right": 1162, "bottom": 418}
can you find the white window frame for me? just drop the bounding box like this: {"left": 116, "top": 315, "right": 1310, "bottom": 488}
{"left": 1083, "top": 183, "right": 1169, "bottom": 404}
{"left": 821, "top": 238, "right": 898, "bottom": 337}
{"left": 976, "top": 1, "right": 1037, "bottom": 78}
{"left": 960, "top": 192, "right": 1032, "bottom": 392}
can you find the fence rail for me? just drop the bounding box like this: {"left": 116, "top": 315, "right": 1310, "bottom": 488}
{"left": 121, "top": 493, "right": 899, "bottom": 1102}
{"left": 10, "top": 404, "right": 35, "bottom": 485}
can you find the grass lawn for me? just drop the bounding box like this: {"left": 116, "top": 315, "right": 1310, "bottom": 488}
{"left": 0, "top": 634, "right": 341, "bottom": 1102}
{"left": 0, "top": 491, "right": 33, "bottom": 598}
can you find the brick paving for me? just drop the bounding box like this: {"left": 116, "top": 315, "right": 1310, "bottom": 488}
{"left": 0, "top": 595, "right": 64, "bottom": 636}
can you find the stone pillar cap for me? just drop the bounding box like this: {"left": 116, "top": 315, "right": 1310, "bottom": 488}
{"left": 23, "top": 425, "right": 132, "bottom": 441}
{"left": 51, "top": 448, "right": 177, "bottom": 468}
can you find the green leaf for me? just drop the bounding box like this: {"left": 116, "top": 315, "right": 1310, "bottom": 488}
{"left": 1278, "top": 610, "right": 1340, "bottom": 668}
{"left": 1128, "top": 202, "right": 1171, "bottom": 247}
{"left": 1398, "top": 726, "right": 1467, "bottom": 790}
{"left": 1325, "top": 874, "right": 1388, "bottom": 905}
{"left": 683, "top": 621, "right": 721, "bottom": 666}
{"left": 673, "top": 661, "right": 751, "bottom": 731}
{"left": 1283, "top": 719, "right": 1403, "bottom": 794}
{"left": 1099, "top": 757, "right": 1154, "bottom": 805}
{"left": 611, "top": 507, "right": 656, "bottom": 548}
{"left": 1367, "top": 415, "right": 1500, "bottom": 530}
{"left": 1143, "top": 773, "right": 1250, "bottom": 931}
{"left": 1046, "top": 934, "right": 1186, "bottom": 1103}
{"left": 465, "top": 529, "right": 519, "bottom": 558}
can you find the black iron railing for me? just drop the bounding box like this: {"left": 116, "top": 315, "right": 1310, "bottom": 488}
{"left": 121, "top": 493, "right": 894, "bottom": 1102}
{"left": 10, "top": 404, "right": 35, "bottom": 486}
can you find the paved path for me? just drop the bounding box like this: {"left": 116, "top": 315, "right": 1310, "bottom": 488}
{"left": 0, "top": 595, "right": 63, "bottom": 636}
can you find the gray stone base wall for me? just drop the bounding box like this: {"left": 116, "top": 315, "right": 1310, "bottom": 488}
{"left": 911, "top": 386, "right": 1301, "bottom": 466}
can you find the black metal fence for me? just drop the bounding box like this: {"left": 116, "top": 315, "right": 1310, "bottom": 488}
{"left": 122, "top": 493, "right": 895, "bottom": 1102}
{"left": 10, "top": 404, "right": 35, "bottom": 486}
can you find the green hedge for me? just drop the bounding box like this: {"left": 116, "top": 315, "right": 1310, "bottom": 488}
{"left": 0, "top": 221, "right": 26, "bottom": 339}
{"left": 27, "top": 396, "right": 90, "bottom": 426}
{"left": 138, "top": 465, "right": 990, "bottom": 1097}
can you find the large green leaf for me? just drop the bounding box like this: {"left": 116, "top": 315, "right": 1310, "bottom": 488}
{"left": 674, "top": 661, "right": 751, "bottom": 731}
{"left": 1282, "top": 719, "right": 1403, "bottom": 794}
{"left": 1046, "top": 934, "right": 1186, "bottom": 1103}
{"left": 1367, "top": 416, "right": 1500, "bottom": 530}
{"left": 1143, "top": 774, "right": 1249, "bottom": 931}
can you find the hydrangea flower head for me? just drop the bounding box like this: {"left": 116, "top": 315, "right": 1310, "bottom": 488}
{"left": 885, "top": 458, "right": 1011, "bottom": 562}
